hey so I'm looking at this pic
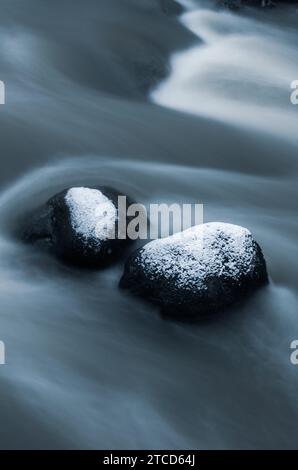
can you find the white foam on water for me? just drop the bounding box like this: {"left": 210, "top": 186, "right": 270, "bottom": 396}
{"left": 152, "top": 4, "right": 298, "bottom": 140}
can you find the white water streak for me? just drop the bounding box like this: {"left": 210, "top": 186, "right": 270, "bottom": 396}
{"left": 152, "top": 3, "right": 298, "bottom": 140}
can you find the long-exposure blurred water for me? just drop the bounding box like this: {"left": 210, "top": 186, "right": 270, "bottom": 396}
{"left": 0, "top": 0, "right": 298, "bottom": 449}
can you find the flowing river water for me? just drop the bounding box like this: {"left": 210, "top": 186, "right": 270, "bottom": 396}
{"left": 0, "top": 0, "right": 297, "bottom": 449}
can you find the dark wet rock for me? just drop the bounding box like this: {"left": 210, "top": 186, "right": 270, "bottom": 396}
{"left": 120, "top": 222, "right": 268, "bottom": 320}
{"left": 50, "top": 0, "right": 193, "bottom": 100}
{"left": 159, "top": 0, "right": 184, "bottom": 16}
{"left": 22, "top": 186, "right": 133, "bottom": 267}
{"left": 220, "top": 0, "right": 297, "bottom": 8}
{"left": 124, "top": 1, "right": 189, "bottom": 95}
{"left": 129, "top": 56, "right": 170, "bottom": 96}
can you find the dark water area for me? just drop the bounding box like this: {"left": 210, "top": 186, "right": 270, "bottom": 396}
{"left": 0, "top": 0, "right": 298, "bottom": 449}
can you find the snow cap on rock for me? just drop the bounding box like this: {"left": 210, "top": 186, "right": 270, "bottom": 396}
{"left": 120, "top": 222, "right": 268, "bottom": 319}
{"left": 65, "top": 187, "right": 118, "bottom": 245}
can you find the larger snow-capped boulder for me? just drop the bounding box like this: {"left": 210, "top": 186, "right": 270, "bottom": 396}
{"left": 120, "top": 222, "right": 268, "bottom": 319}
{"left": 22, "top": 186, "right": 132, "bottom": 267}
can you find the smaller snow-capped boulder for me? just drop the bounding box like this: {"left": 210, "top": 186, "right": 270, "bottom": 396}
{"left": 120, "top": 222, "right": 268, "bottom": 320}
{"left": 22, "top": 186, "right": 132, "bottom": 267}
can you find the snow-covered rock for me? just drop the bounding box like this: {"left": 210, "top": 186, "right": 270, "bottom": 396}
{"left": 120, "top": 222, "right": 268, "bottom": 319}
{"left": 23, "top": 186, "right": 132, "bottom": 267}
{"left": 65, "top": 187, "right": 117, "bottom": 244}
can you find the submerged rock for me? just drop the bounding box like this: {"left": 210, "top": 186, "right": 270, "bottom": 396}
{"left": 22, "top": 186, "right": 132, "bottom": 267}
{"left": 120, "top": 223, "right": 268, "bottom": 320}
